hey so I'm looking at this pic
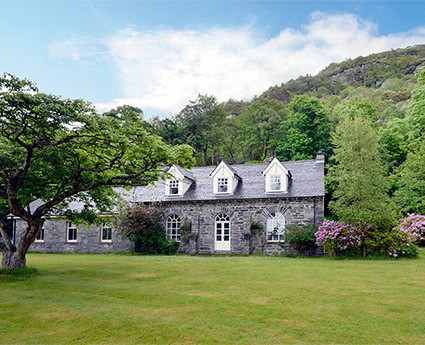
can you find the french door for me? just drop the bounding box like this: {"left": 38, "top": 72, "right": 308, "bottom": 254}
{"left": 215, "top": 213, "right": 230, "bottom": 251}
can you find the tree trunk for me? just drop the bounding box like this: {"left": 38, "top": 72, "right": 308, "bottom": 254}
{"left": 1, "top": 219, "right": 44, "bottom": 270}
{"left": 1, "top": 248, "right": 26, "bottom": 269}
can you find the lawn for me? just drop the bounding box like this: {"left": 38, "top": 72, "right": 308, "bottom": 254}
{"left": 1, "top": 252, "right": 425, "bottom": 345}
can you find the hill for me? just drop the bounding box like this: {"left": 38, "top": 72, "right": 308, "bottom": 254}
{"left": 259, "top": 44, "right": 425, "bottom": 103}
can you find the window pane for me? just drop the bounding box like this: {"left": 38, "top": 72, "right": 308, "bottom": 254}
{"left": 266, "top": 212, "right": 285, "bottom": 242}
{"left": 102, "top": 224, "right": 112, "bottom": 241}
{"left": 67, "top": 223, "right": 77, "bottom": 241}
{"left": 218, "top": 178, "right": 228, "bottom": 193}
{"left": 36, "top": 228, "right": 44, "bottom": 241}
{"left": 270, "top": 175, "right": 281, "bottom": 191}
{"left": 166, "top": 214, "right": 181, "bottom": 241}
{"left": 169, "top": 180, "right": 179, "bottom": 195}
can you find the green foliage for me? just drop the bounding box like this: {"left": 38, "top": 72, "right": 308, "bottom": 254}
{"left": 328, "top": 115, "right": 393, "bottom": 229}
{"left": 284, "top": 223, "right": 317, "bottom": 253}
{"left": 236, "top": 98, "right": 288, "bottom": 161}
{"left": 366, "top": 229, "right": 419, "bottom": 259}
{"left": 392, "top": 142, "right": 425, "bottom": 214}
{"left": 175, "top": 94, "right": 227, "bottom": 166}
{"left": 249, "top": 220, "right": 264, "bottom": 235}
{"left": 117, "top": 204, "right": 178, "bottom": 254}
{"left": 180, "top": 219, "right": 192, "bottom": 243}
{"left": 261, "top": 45, "right": 425, "bottom": 101}
{"left": 277, "top": 95, "right": 331, "bottom": 160}
{"left": 0, "top": 73, "right": 194, "bottom": 220}
{"left": 0, "top": 73, "right": 193, "bottom": 267}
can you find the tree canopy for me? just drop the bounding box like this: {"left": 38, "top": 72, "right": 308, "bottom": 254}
{"left": 0, "top": 73, "right": 194, "bottom": 268}
{"left": 327, "top": 115, "right": 393, "bottom": 229}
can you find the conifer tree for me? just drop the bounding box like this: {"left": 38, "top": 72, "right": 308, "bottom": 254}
{"left": 328, "top": 116, "right": 393, "bottom": 230}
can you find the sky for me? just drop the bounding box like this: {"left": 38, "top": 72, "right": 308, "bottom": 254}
{"left": 1, "top": 1, "right": 425, "bottom": 118}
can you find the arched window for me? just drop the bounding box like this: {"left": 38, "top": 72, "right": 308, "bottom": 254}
{"left": 215, "top": 213, "right": 231, "bottom": 250}
{"left": 267, "top": 212, "right": 285, "bottom": 242}
{"left": 166, "top": 214, "right": 181, "bottom": 241}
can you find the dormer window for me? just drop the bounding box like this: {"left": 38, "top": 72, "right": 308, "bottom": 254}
{"left": 164, "top": 164, "right": 195, "bottom": 197}
{"left": 269, "top": 175, "right": 281, "bottom": 191}
{"left": 217, "top": 178, "right": 228, "bottom": 193}
{"left": 263, "top": 157, "right": 290, "bottom": 193}
{"left": 210, "top": 161, "right": 241, "bottom": 195}
{"left": 169, "top": 180, "right": 179, "bottom": 195}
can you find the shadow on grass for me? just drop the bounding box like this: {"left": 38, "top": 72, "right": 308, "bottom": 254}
{"left": 0, "top": 267, "right": 39, "bottom": 280}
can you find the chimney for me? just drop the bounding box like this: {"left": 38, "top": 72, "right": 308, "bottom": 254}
{"left": 316, "top": 151, "right": 325, "bottom": 163}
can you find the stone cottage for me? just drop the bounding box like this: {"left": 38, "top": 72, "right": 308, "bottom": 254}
{"left": 13, "top": 154, "right": 325, "bottom": 255}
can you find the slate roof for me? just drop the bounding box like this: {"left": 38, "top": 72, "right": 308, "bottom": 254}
{"left": 13, "top": 159, "right": 324, "bottom": 218}
{"left": 125, "top": 159, "right": 324, "bottom": 203}
{"left": 171, "top": 164, "right": 196, "bottom": 181}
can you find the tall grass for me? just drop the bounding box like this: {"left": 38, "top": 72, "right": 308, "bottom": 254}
{"left": 1, "top": 252, "right": 424, "bottom": 344}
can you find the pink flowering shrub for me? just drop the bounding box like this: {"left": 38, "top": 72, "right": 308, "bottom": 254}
{"left": 383, "top": 214, "right": 425, "bottom": 259}
{"left": 399, "top": 214, "right": 425, "bottom": 245}
{"left": 315, "top": 220, "right": 362, "bottom": 256}
{"left": 316, "top": 219, "right": 419, "bottom": 258}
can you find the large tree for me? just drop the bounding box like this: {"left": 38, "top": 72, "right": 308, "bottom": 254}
{"left": 0, "top": 74, "right": 194, "bottom": 269}
{"left": 235, "top": 98, "right": 287, "bottom": 162}
{"left": 175, "top": 95, "right": 227, "bottom": 166}
{"left": 277, "top": 95, "right": 331, "bottom": 161}
{"left": 327, "top": 115, "right": 393, "bottom": 230}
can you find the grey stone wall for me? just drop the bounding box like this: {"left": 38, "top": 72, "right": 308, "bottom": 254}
{"left": 15, "top": 196, "right": 323, "bottom": 255}
{"left": 162, "top": 196, "right": 324, "bottom": 255}
{"left": 16, "top": 219, "right": 134, "bottom": 253}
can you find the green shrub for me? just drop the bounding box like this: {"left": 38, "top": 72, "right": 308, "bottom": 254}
{"left": 180, "top": 219, "right": 192, "bottom": 243}
{"left": 284, "top": 223, "right": 317, "bottom": 253}
{"left": 117, "top": 204, "right": 178, "bottom": 254}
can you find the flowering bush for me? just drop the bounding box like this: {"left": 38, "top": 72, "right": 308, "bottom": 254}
{"left": 316, "top": 219, "right": 419, "bottom": 258}
{"left": 382, "top": 214, "right": 425, "bottom": 259}
{"left": 315, "top": 220, "right": 362, "bottom": 256}
{"left": 399, "top": 214, "right": 425, "bottom": 245}
{"left": 385, "top": 229, "right": 418, "bottom": 259}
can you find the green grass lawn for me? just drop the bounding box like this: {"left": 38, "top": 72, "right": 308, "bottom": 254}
{"left": 1, "top": 252, "right": 425, "bottom": 345}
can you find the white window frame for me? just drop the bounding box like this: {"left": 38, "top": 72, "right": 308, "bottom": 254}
{"left": 166, "top": 214, "right": 181, "bottom": 242}
{"left": 35, "top": 227, "right": 44, "bottom": 243}
{"left": 269, "top": 174, "right": 282, "bottom": 191}
{"left": 267, "top": 212, "right": 285, "bottom": 242}
{"left": 67, "top": 222, "right": 77, "bottom": 243}
{"left": 101, "top": 223, "right": 112, "bottom": 243}
{"left": 169, "top": 180, "right": 179, "bottom": 195}
{"left": 217, "top": 178, "right": 229, "bottom": 193}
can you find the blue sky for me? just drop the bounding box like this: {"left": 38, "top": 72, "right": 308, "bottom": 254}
{"left": 1, "top": 1, "right": 425, "bottom": 117}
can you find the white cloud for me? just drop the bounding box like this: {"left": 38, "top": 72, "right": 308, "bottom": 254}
{"left": 49, "top": 36, "right": 108, "bottom": 64}
{"left": 49, "top": 12, "right": 425, "bottom": 115}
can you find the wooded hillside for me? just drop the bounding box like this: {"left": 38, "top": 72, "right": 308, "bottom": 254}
{"left": 146, "top": 44, "right": 425, "bottom": 218}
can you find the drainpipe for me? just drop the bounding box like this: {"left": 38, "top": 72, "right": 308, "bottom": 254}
{"left": 196, "top": 215, "right": 201, "bottom": 254}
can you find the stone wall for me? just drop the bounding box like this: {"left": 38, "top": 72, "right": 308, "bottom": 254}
{"left": 162, "top": 196, "right": 324, "bottom": 255}
{"left": 16, "top": 219, "right": 134, "bottom": 253}
{"left": 15, "top": 196, "right": 323, "bottom": 255}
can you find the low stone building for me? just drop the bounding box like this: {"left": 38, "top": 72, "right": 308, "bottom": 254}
{"left": 15, "top": 154, "right": 324, "bottom": 255}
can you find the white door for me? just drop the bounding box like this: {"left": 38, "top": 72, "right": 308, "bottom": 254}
{"left": 215, "top": 214, "right": 230, "bottom": 251}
